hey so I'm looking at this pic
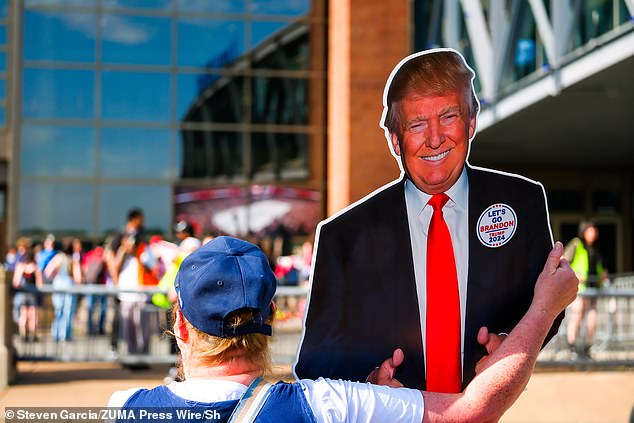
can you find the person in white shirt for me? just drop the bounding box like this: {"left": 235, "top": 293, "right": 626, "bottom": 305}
{"left": 112, "top": 235, "right": 150, "bottom": 358}
{"left": 109, "top": 236, "right": 577, "bottom": 422}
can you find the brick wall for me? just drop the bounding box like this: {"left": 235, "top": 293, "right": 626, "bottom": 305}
{"left": 328, "top": 0, "right": 411, "bottom": 215}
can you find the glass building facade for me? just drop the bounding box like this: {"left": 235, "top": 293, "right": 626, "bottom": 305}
{"left": 13, "top": 0, "right": 326, "bottom": 239}
{"left": 414, "top": 0, "right": 632, "bottom": 101}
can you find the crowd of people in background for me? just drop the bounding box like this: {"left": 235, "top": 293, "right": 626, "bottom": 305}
{"left": 4, "top": 208, "right": 314, "bottom": 365}
{"left": 7, "top": 208, "right": 616, "bottom": 365}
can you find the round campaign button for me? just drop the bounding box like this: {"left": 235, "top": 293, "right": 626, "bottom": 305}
{"left": 477, "top": 203, "right": 517, "bottom": 248}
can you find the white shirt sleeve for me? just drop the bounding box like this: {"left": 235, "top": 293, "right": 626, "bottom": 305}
{"left": 299, "top": 378, "right": 424, "bottom": 423}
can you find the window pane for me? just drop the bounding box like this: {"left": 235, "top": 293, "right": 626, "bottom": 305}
{"left": 251, "top": 23, "right": 310, "bottom": 70}
{"left": 249, "top": 0, "right": 310, "bottom": 16}
{"left": 178, "top": 73, "right": 245, "bottom": 123}
{"left": 100, "top": 127, "right": 173, "bottom": 179}
{"left": 252, "top": 21, "right": 288, "bottom": 48}
{"left": 176, "top": 0, "right": 245, "bottom": 13}
{"left": 102, "top": 14, "right": 171, "bottom": 65}
{"left": 546, "top": 190, "right": 584, "bottom": 212}
{"left": 0, "top": 107, "right": 5, "bottom": 126}
{"left": 0, "top": 1, "right": 6, "bottom": 18}
{"left": 178, "top": 18, "right": 245, "bottom": 67}
{"left": 103, "top": 0, "right": 172, "bottom": 9}
{"left": 102, "top": 71, "right": 170, "bottom": 122}
{"left": 22, "top": 125, "right": 95, "bottom": 177}
{"left": 576, "top": 1, "right": 615, "bottom": 44}
{"left": 23, "top": 69, "right": 94, "bottom": 119}
{"left": 511, "top": 8, "right": 538, "bottom": 80}
{"left": 20, "top": 182, "right": 94, "bottom": 235}
{"left": 252, "top": 77, "right": 308, "bottom": 124}
{"left": 0, "top": 53, "right": 6, "bottom": 71}
{"left": 251, "top": 132, "right": 308, "bottom": 181}
{"left": 592, "top": 190, "right": 621, "bottom": 213}
{"left": 178, "top": 130, "right": 244, "bottom": 180}
{"left": 99, "top": 184, "right": 171, "bottom": 234}
{"left": 24, "top": 10, "right": 96, "bottom": 62}
{"left": 0, "top": 26, "right": 7, "bottom": 45}
{"left": 0, "top": 79, "right": 5, "bottom": 99}
{"left": 619, "top": 2, "right": 630, "bottom": 25}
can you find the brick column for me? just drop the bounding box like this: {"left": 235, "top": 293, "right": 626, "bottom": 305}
{"left": 327, "top": 0, "right": 411, "bottom": 216}
{"left": 0, "top": 269, "right": 16, "bottom": 388}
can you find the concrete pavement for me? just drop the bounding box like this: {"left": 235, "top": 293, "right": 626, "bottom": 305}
{"left": 1, "top": 362, "right": 633, "bottom": 422}
{"left": 502, "top": 369, "right": 634, "bottom": 423}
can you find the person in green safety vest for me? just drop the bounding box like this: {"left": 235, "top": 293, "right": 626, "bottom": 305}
{"left": 152, "top": 237, "right": 203, "bottom": 309}
{"left": 564, "top": 221, "right": 607, "bottom": 359}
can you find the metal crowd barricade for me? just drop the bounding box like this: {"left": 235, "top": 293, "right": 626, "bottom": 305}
{"left": 12, "top": 275, "right": 633, "bottom": 367}
{"left": 11, "top": 283, "right": 309, "bottom": 366}
{"left": 12, "top": 284, "right": 171, "bottom": 364}
{"left": 538, "top": 273, "right": 634, "bottom": 365}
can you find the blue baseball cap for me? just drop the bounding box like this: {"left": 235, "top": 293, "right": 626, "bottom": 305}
{"left": 174, "top": 236, "right": 277, "bottom": 337}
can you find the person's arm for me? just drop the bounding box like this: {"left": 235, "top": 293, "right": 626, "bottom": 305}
{"left": 35, "top": 268, "right": 44, "bottom": 288}
{"left": 12, "top": 262, "right": 24, "bottom": 288}
{"left": 529, "top": 183, "right": 563, "bottom": 347}
{"left": 107, "top": 236, "right": 132, "bottom": 283}
{"left": 104, "top": 248, "right": 118, "bottom": 285}
{"left": 473, "top": 184, "right": 560, "bottom": 375}
{"left": 113, "top": 245, "right": 128, "bottom": 276}
{"left": 71, "top": 253, "right": 83, "bottom": 284}
{"left": 374, "top": 242, "right": 577, "bottom": 422}
{"left": 426, "top": 242, "right": 575, "bottom": 422}
{"left": 104, "top": 234, "right": 124, "bottom": 285}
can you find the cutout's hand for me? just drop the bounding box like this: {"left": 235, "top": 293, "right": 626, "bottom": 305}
{"left": 475, "top": 327, "right": 506, "bottom": 374}
{"left": 366, "top": 348, "right": 405, "bottom": 388}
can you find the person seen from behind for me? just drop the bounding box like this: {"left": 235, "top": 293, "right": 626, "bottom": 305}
{"left": 105, "top": 208, "right": 151, "bottom": 362}
{"left": 12, "top": 250, "right": 43, "bottom": 341}
{"left": 112, "top": 233, "right": 152, "bottom": 364}
{"left": 109, "top": 236, "right": 578, "bottom": 422}
{"left": 36, "top": 234, "right": 57, "bottom": 280}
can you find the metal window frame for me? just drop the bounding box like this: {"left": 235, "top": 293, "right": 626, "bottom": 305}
{"left": 416, "top": 0, "right": 634, "bottom": 112}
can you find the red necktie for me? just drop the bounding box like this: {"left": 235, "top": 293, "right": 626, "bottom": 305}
{"left": 425, "top": 193, "right": 461, "bottom": 393}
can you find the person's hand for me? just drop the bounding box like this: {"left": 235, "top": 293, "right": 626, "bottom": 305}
{"left": 365, "top": 348, "right": 405, "bottom": 388}
{"left": 532, "top": 241, "right": 578, "bottom": 318}
{"left": 475, "top": 327, "right": 506, "bottom": 374}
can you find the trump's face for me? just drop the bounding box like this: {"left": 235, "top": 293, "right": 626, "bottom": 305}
{"left": 390, "top": 89, "right": 476, "bottom": 194}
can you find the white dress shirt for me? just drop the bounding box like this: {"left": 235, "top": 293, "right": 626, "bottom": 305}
{"left": 404, "top": 166, "right": 469, "bottom": 380}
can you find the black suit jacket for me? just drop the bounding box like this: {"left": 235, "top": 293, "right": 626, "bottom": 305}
{"left": 295, "top": 165, "right": 563, "bottom": 390}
